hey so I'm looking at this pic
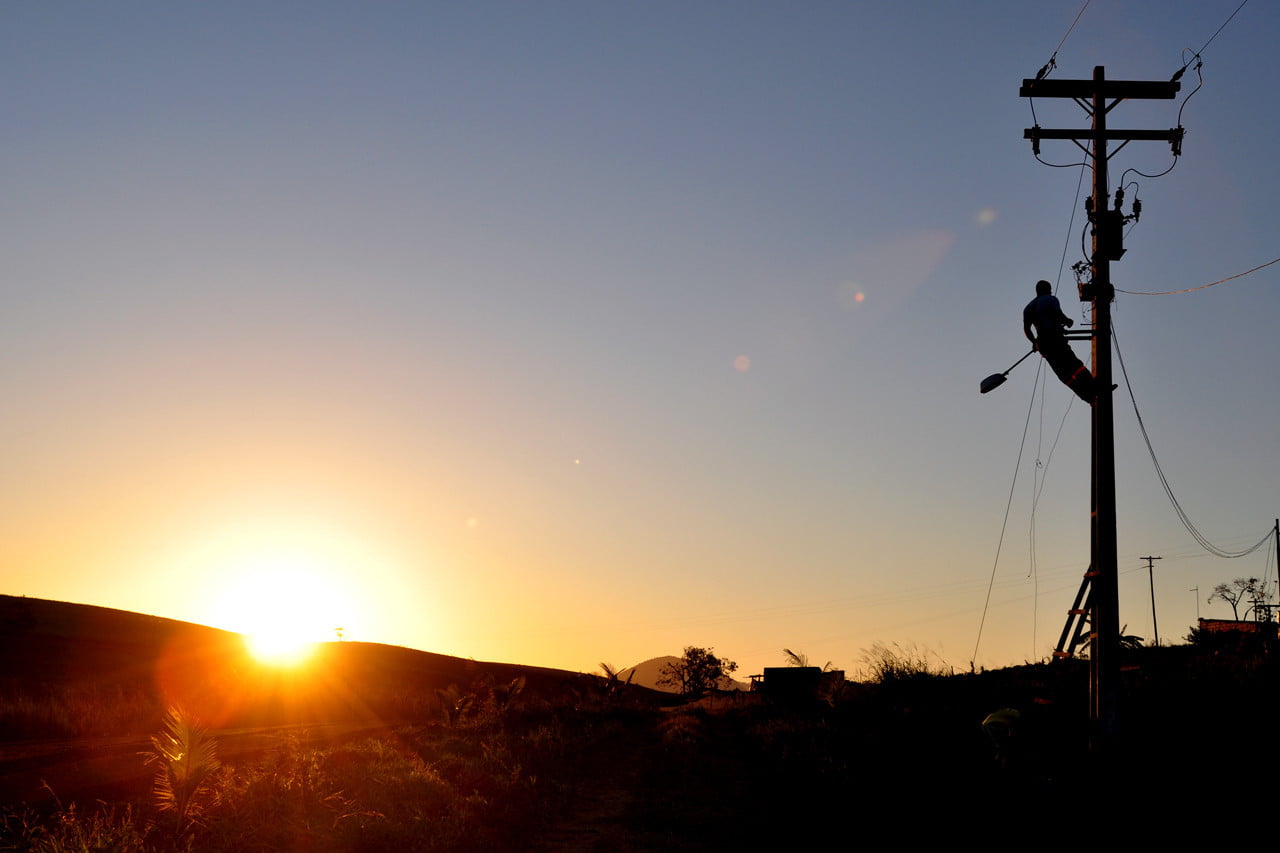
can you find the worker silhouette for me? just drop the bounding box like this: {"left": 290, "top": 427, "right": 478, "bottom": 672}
{"left": 1024, "top": 280, "right": 1097, "bottom": 403}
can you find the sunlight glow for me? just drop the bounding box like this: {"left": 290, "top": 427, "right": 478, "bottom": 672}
{"left": 246, "top": 630, "right": 316, "bottom": 666}
{"left": 193, "top": 527, "right": 369, "bottom": 665}
{"left": 229, "top": 559, "right": 347, "bottom": 665}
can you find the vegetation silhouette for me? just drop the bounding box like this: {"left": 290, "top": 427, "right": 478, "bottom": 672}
{"left": 658, "top": 646, "right": 738, "bottom": 699}
{"left": 1208, "top": 576, "right": 1267, "bottom": 620}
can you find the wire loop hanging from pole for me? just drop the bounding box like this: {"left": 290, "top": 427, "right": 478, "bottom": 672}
{"left": 1113, "top": 325, "right": 1271, "bottom": 559}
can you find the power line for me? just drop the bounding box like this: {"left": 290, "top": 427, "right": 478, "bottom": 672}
{"left": 1117, "top": 0, "right": 1242, "bottom": 192}
{"left": 1032, "top": 0, "right": 1093, "bottom": 83}
{"left": 1195, "top": 0, "right": 1248, "bottom": 57}
{"left": 1052, "top": 0, "right": 1092, "bottom": 61}
{"left": 1115, "top": 256, "right": 1280, "bottom": 296}
{"left": 1169, "top": 0, "right": 1248, "bottom": 83}
{"left": 1112, "top": 323, "right": 1271, "bottom": 559}
{"left": 1024, "top": 0, "right": 1094, "bottom": 170}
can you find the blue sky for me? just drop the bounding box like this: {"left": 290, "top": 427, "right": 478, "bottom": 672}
{"left": 3, "top": 1, "right": 1277, "bottom": 676}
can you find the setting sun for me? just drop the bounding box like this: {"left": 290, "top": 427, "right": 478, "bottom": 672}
{"left": 204, "top": 546, "right": 359, "bottom": 666}
{"left": 245, "top": 625, "right": 317, "bottom": 666}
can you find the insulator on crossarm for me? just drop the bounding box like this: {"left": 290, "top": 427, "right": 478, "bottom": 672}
{"left": 1132, "top": 199, "right": 1142, "bottom": 222}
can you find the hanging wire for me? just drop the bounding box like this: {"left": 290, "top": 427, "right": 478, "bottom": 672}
{"left": 1116, "top": 256, "right": 1280, "bottom": 296}
{"left": 1154, "top": 0, "right": 1247, "bottom": 175}
{"left": 1112, "top": 323, "right": 1271, "bottom": 559}
{"left": 972, "top": 366, "right": 1042, "bottom": 666}
{"left": 1174, "top": 53, "right": 1204, "bottom": 129}
{"left": 1028, "top": 159, "right": 1090, "bottom": 655}
{"left": 1030, "top": 367, "right": 1045, "bottom": 654}
{"left": 1262, "top": 528, "right": 1276, "bottom": 596}
{"left": 1194, "top": 0, "right": 1247, "bottom": 57}
{"left": 1025, "top": 0, "right": 1093, "bottom": 170}
{"left": 1052, "top": 0, "right": 1091, "bottom": 61}
{"left": 979, "top": 158, "right": 1089, "bottom": 665}
{"left": 1169, "top": 0, "right": 1247, "bottom": 84}
{"left": 1031, "top": 396, "right": 1076, "bottom": 544}
{"left": 1120, "top": 156, "right": 1179, "bottom": 183}
{"left": 1054, "top": 161, "right": 1089, "bottom": 299}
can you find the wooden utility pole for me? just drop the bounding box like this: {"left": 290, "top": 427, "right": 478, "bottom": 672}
{"left": 1020, "top": 67, "right": 1181, "bottom": 747}
{"left": 1142, "top": 555, "right": 1162, "bottom": 646}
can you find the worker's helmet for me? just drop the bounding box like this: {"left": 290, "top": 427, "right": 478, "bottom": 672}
{"left": 1035, "top": 280, "right": 1052, "bottom": 295}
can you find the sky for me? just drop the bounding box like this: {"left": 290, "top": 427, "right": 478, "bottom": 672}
{"left": 3, "top": 1, "right": 1278, "bottom": 679}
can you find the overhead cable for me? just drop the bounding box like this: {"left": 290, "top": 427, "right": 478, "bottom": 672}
{"left": 1025, "top": 0, "right": 1093, "bottom": 169}
{"left": 1194, "top": 0, "right": 1247, "bottom": 58}
{"left": 1115, "top": 256, "right": 1280, "bottom": 296}
{"left": 1112, "top": 324, "right": 1271, "bottom": 559}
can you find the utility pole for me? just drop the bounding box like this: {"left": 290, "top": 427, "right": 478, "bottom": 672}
{"left": 1142, "top": 556, "right": 1162, "bottom": 646}
{"left": 1021, "top": 67, "right": 1181, "bottom": 748}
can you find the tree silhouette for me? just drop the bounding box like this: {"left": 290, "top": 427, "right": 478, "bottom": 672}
{"left": 1208, "top": 577, "right": 1267, "bottom": 621}
{"left": 659, "top": 646, "right": 737, "bottom": 697}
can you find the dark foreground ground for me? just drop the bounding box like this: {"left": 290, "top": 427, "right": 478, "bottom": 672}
{"left": 2, "top": 641, "right": 1275, "bottom": 850}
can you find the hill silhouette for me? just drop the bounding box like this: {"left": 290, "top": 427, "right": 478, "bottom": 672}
{"left": 0, "top": 594, "right": 604, "bottom": 736}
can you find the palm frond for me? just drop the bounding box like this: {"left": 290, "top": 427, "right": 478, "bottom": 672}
{"left": 144, "top": 706, "right": 220, "bottom": 833}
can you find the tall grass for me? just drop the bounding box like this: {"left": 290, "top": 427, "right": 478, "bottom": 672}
{"left": 0, "top": 803, "right": 152, "bottom": 853}
{"left": 1, "top": 704, "right": 610, "bottom": 852}
{"left": 0, "top": 686, "right": 159, "bottom": 741}
{"left": 858, "top": 641, "right": 952, "bottom": 683}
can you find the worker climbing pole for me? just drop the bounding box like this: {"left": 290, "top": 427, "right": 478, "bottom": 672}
{"left": 1023, "top": 279, "right": 1097, "bottom": 403}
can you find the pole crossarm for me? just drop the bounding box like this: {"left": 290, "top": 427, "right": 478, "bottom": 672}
{"left": 1019, "top": 79, "right": 1180, "bottom": 99}
{"left": 1024, "top": 128, "right": 1182, "bottom": 142}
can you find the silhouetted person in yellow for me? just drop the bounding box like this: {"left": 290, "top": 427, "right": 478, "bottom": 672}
{"left": 1024, "top": 280, "right": 1097, "bottom": 403}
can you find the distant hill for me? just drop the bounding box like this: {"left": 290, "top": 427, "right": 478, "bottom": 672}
{"left": 0, "top": 595, "right": 600, "bottom": 736}
{"left": 623, "top": 655, "right": 748, "bottom": 692}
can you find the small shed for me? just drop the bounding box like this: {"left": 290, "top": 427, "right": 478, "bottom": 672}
{"left": 757, "top": 667, "right": 846, "bottom": 705}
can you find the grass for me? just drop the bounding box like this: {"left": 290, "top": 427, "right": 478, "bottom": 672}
{"left": 0, "top": 686, "right": 160, "bottom": 741}
{"left": 1, "top": 803, "right": 154, "bottom": 853}
{"left": 0, "top": 702, "right": 614, "bottom": 852}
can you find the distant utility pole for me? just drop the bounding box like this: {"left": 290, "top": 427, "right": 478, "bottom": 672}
{"left": 1142, "top": 556, "right": 1162, "bottom": 646}
{"left": 1020, "top": 67, "right": 1181, "bottom": 748}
